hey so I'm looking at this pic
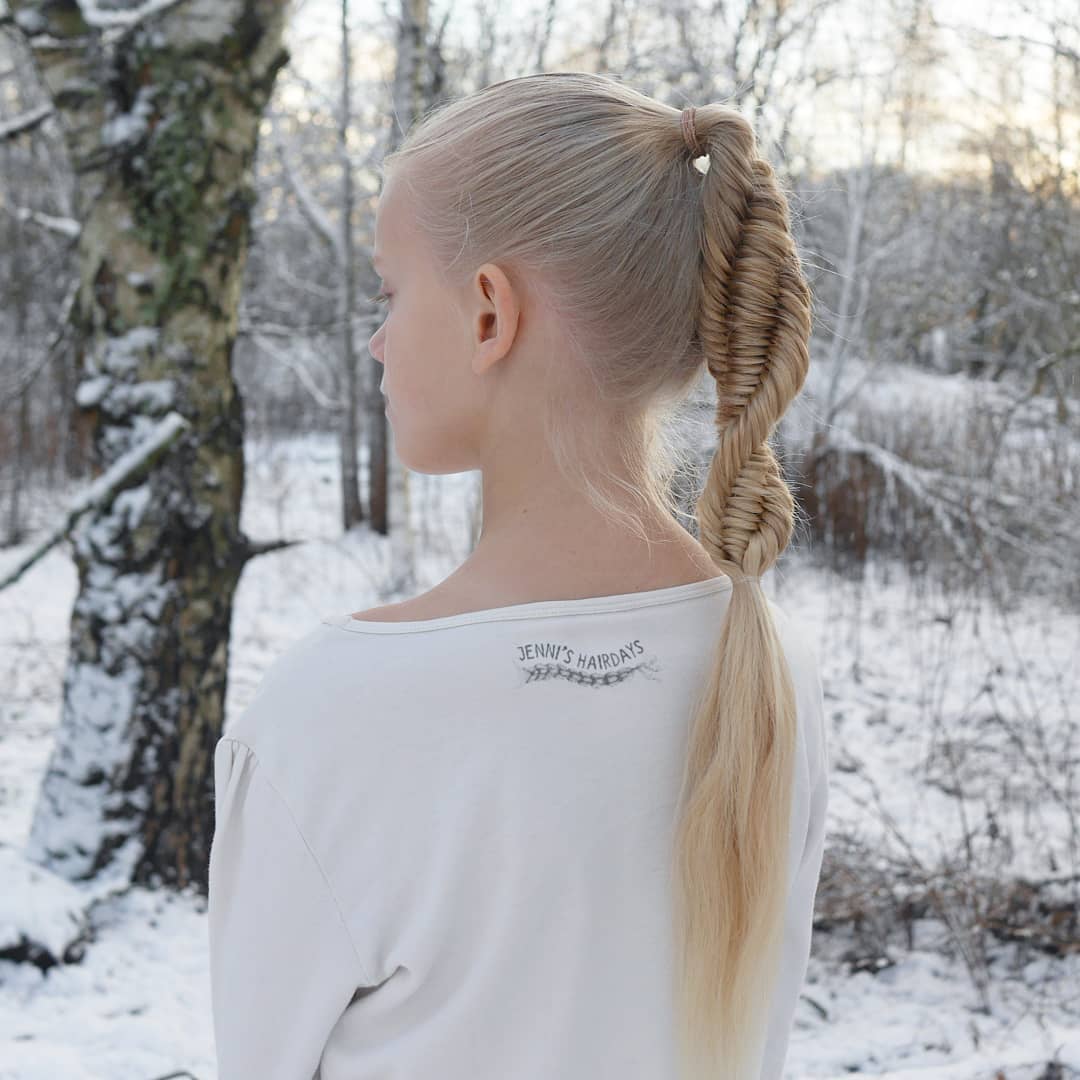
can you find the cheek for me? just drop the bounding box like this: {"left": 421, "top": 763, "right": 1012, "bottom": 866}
{"left": 383, "top": 303, "right": 437, "bottom": 396}
{"left": 384, "top": 335, "right": 481, "bottom": 474}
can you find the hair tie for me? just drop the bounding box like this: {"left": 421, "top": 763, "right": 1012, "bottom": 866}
{"left": 680, "top": 106, "right": 704, "bottom": 157}
{"left": 731, "top": 570, "right": 764, "bottom": 587}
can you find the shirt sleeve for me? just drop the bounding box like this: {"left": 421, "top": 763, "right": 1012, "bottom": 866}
{"left": 207, "top": 735, "right": 370, "bottom": 1079}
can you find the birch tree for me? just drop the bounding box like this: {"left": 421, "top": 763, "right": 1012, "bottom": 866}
{"left": 7, "top": 0, "right": 288, "bottom": 891}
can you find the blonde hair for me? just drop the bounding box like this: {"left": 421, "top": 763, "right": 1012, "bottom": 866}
{"left": 381, "top": 71, "right": 813, "bottom": 1079}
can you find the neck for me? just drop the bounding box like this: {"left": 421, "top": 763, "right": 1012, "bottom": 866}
{"left": 435, "top": 464, "right": 717, "bottom": 607}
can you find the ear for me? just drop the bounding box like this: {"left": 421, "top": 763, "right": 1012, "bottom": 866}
{"left": 467, "top": 262, "right": 521, "bottom": 376}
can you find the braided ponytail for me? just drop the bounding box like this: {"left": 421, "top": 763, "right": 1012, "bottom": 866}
{"left": 670, "top": 105, "right": 813, "bottom": 1080}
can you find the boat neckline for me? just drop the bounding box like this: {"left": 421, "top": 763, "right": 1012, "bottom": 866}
{"left": 321, "top": 573, "right": 734, "bottom": 635}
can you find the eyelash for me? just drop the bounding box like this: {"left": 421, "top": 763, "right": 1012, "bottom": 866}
{"left": 368, "top": 291, "right": 391, "bottom": 305}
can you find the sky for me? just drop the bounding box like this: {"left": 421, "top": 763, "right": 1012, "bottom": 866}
{"left": 280, "top": 0, "right": 1075, "bottom": 177}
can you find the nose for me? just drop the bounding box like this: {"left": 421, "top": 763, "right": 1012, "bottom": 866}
{"left": 368, "top": 324, "right": 385, "bottom": 364}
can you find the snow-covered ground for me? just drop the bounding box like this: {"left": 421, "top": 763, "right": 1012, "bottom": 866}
{"left": 1, "top": 431, "right": 1077, "bottom": 1079}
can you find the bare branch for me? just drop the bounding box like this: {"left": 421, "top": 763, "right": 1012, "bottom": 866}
{"left": 0, "top": 101, "right": 52, "bottom": 140}
{"left": 813, "top": 426, "right": 1075, "bottom": 574}
{"left": 932, "top": 19, "right": 1079, "bottom": 68}
{"left": 0, "top": 279, "right": 79, "bottom": 407}
{"left": 273, "top": 135, "right": 345, "bottom": 265}
{"left": 250, "top": 330, "right": 344, "bottom": 412}
{"left": 1, "top": 201, "right": 82, "bottom": 237}
{"left": 243, "top": 537, "right": 302, "bottom": 558}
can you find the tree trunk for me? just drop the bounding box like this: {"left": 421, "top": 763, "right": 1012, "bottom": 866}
{"left": 339, "top": 0, "right": 364, "bottom": 530}
{"left": 10, "top": 0, "right": 289, "bottom": 893}
{"left": 6, "top": 194, "right": 29, "bottom": 547}
{"left": 372, "top": 0, "right": 431, "bottom": 589}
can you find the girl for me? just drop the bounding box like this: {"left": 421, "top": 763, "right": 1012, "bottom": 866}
{"left": 208, "top": 71, "right": 828, "bottom": 1080}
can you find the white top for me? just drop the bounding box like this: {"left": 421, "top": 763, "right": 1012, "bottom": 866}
{"left": 207, "top": 576, "right": 830, "bottom": 1079}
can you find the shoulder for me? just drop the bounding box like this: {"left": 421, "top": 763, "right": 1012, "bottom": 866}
{"left": 220, "top": 618, "right": 420, "bottom": 833}
{"left": 347, "top": 599, "right": 422, "bottom": 622}
{"left": 764, "top": 595, "right": 828, "bottom": 766}
{"left": 765, "top": 596, "right": 823, "bottom": 683}
{"left": 224, "top": 619, "right": 376, "bottom": 755}
{"left": 346, "top": 580, "right": 472, "bottom": 623}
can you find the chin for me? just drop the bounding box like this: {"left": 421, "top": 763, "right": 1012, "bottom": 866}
{"left": 388, "top": 406, "right": 478, "bottom": 475}
{"left": 395, "top": 438, "right": 473, "bottom": 476}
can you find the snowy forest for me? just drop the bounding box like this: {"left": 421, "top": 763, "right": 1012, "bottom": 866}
{"left": 0, "top": 0, "right": 1078, "bottom": 1075}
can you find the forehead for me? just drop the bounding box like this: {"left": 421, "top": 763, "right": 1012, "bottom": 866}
{"left": 373, "top": 176, "right": 408, "bottom": 259}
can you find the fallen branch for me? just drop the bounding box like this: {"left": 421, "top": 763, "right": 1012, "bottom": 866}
{"left": 0, "top": 411, "right": 191, "bottom": 592}
{"left": 0, "top": 102, "right": 53, "bottom": 141}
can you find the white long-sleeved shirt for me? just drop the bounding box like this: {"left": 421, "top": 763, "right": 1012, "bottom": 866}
{"left": 207, "top": 575, "right": 830, "bottom": 1079}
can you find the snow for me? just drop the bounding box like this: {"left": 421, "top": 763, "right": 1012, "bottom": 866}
{"left": 72, "top": 0, "right": 248, "bottom": 49}
{"left": 74, "top": 376, "right": 110, "bottom": 410}
{"left": 100, "top": 86, "right": 156, "bottom": 149}
{"left": 11, "top": 207, "right": 80, "bottom": 240}
{"left": 0, "top": 846, "right": 89, "bottom": 961}
{"left": 97, "top": 327, "right": 162, "bottom": 377}
{"left": 0, "top": 427, "right": 1077, "bottom": 1077}
{"left": 74, "top": 0, "right": 187, "bottom": 31}
{"left": 9, "top": 7, "right": 49, "bottom": 38}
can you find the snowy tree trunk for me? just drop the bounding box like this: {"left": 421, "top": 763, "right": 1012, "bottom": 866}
{"left": 9, "top": 0, "right": 288, "bottom": 890}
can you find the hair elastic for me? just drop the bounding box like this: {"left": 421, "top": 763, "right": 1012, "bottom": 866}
{"left": 729, "top": 570, "right": 764, "bottom": 586}
{"left": 680, "top": 106, "right": 704, "bottom": 157}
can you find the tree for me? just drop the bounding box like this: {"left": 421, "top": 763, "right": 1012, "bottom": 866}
{"left": 339, "top": 0, "right": 363, "bottom": 530}
{"left": 7, "top": 0, "right": 289, "bottom": 892}
{"left": 377, "top": 0, "right": 444, "bottom": 594}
